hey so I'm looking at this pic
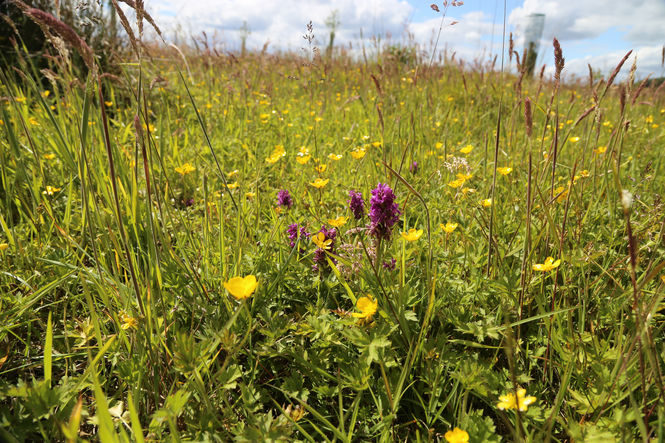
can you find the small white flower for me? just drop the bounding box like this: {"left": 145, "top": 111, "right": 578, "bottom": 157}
{"left": 621, "top": 189, "right": 633, "bottom": 210}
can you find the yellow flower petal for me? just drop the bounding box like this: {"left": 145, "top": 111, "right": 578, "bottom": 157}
{"left": 444, "top": 427, "right": 469, "bottom": 443}
{"left": 312, "top": 232, "right": 332, "bottom": 250}
{"left": 496, "top": 388, "right": 536, "bottom": 411}
{"left": 440, "top": 222, "right": 458, "bottom": 233}
{"left": 327, "top": 216, "right": 348, "bottom": 228}
{"left": 310, "top": 178, "right": 329, "bottom": 189}
{"left": 350, "top": 148, "right": 366, "bottom": 160}
{"left": 351, "top": 295, "right": 378, "bottom": 320}
{"left": 532, "top": 257, "right": 561, "bottom": 272}
{"left": 224, "top": 275, "right": 258, "bottom": 300}
{"left": 400, "top": 228, "right": 423, "bottom": 242}
{"left": 175, "top": 163, "right": 195, "bottom": 175}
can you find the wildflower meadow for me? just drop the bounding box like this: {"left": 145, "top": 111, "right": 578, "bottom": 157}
{"left": 1, "top": 1, "right": 665, "bottom": 441}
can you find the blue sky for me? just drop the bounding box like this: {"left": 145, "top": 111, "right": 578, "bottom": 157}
{"left": 140, "top": 0, "right": 665, "bottom": 79}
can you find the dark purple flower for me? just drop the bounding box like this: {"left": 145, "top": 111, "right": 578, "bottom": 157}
{"left": 383, "top": 258, "right": 397, "bottom": 270}
{"left": 368, "top": 183, "right": 400, "bottom": 241}
{"left": 348, "top": 190, "right": 365, "bottom": 220}
{"left": 287, "top": 223, "right": 309, "bottom": 250}
{"left": 277, "top": 189, "right": 293, "bottom": 209}
{"left": 409, "top": 161, "right": 418, "bottom": 175}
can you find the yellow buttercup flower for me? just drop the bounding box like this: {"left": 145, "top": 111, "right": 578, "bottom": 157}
{"left": 296, "top": 146, "right": 312, "bottom": 165}
{"left": 175, "top": 163, "right": 195, "bottom": 175}
{"left": 481, "top": 198, "right": 492, "bottom": 207}
{"left": 497, "top": 167, "right": 513, "bottom": 176}
{"left": 401, "top": 228, "right": 423, "bottom": 242}
{"left": 327, "top": 216, "right": 348, "bottom": 228}
{"left": 448, "top": 178, "right": 465, "bottom": 188}
{"left": 497, "top": 388, "right": 536, "bottom": 411}
{"left": 310, "top": 178, "right": 329, "bottom": 189}
{"left": 553, "top": 186, "right": 568, "bottom": 203}
{"left": 44, "top": 153, "right": 56, "bottom": 160}
{"left": 266, "top": 153, "right": 284, "bottom": 164}
{"left": 533, "top": 257, "right": 561, "bottom": 272}
{"left": 351, "top": 148, "right": 366, "bottom": 159}
{"left": 351, "top": 295, "right": 378, "bottom": 321}
{"left": 119, "top": 312, "right": 138, "bottom": 330}
{"left": 569, "top": 136, "right": 580, "bottom": 143}
{"left": 328, "top": 153, "right": 343, "bottom": 161}
{"left": 315, "top": 164, "right": 327, "bottom": 173}
{"left": 440, "top": 222, "right": 458, "bottom": 233}
{"left": 224, "top": 275, "right": 258, "bottom": 300}
{"left": 594, "top": 146, "right": 607, "bottom": 155}
{"left": 312, "top": 232, "right": 332, "bottom": 250}
{"left": 444, "top": 427, "right": 469, "bottom": 443}
{"left": 0, "top": 243, "right": 9, "bottom": 251}
{"left": 226, "top": 181, "right": 239, "bottom": 189}
{"left": 296, "top": 155, "right": 311, "bottom": 164}
{"left": 460, "top": 144, "right": 473, "bottom": 154}
{"left": 42, "top": 186, "right": 61, "bottom": 195}
{"left": 266, "top": 145, "right": 286, "bottom": 164}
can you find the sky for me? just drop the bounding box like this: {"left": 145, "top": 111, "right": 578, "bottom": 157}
{"left": 141, "top": 0, "right": 665, "bottom": 80}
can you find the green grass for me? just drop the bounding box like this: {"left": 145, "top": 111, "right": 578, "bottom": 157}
{"left": 1, "top": 12, "right": 665, "bottom": 441}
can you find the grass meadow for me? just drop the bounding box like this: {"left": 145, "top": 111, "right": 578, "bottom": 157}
{"left": 2, "top": 3, "right": 665, "bottom": 441}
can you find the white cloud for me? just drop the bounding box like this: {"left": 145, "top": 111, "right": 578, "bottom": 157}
{"left": 126, "top": 1, "right": 664, "bottom": 79}
{"left": 409, "top": 11, "right": 502, "bottom": 62}
{"left": 142, "top": 0, "right": 414, "bottom": 52}
{"left": 558, "top": 46, "right": 665, "bottom": 82}
{"left": 509, "top": 0, "right": 665, "bottom": 44}
{"left": 508, "top": 0, "right": 665, "bottom": 78}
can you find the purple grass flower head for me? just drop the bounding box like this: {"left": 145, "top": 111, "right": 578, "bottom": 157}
{"left": 277, "top": 189, "right": 293, "bottom": 209}
{"left": 409, "top": 161, "right": 418, "bottom": 175}
{"left": 368, "top": 183, "right": 400, "bottom": 241}
{"left": 383, "top": 258, "right": 397, "bottom": 271}
{"left": 348, "top": 190, "right": 365, "bottom": 220}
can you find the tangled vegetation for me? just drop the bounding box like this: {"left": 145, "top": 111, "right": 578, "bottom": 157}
{"left": 1, "top": 2, "right": 665, "bottom": 441}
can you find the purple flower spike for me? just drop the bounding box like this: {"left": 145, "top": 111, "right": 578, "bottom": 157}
{"left": 348, "top": 190, "right": 365, "bottom": 220}
{"left": 368, "top": 183, "right": 400, "bottom": 241}
{"left": 409, "top": 161, "right": 418, "bottom": 175}
{"left": 287, "top": 223, "right": 309, "bottom": 250}
{"left": 277, "top": 189, "right": 293, "bottom": 209}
